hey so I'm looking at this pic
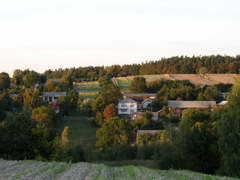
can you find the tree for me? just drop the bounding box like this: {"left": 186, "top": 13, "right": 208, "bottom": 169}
{"left": 22, "top": 88, "right": 42, "bottom": 110}
{"left": 93, "top": 77, "right": 122, "bottom": 112}
{"left": 96, "top": 117, "right": 132, "bottom": 150}
{"left": 217, "top": 78, "right": 240, "bottom": 177}
{"left": 22, "top": 71, "right": 40, "bottom": 88}
{"left": 12, "top": 69, "right": 24, "bottom": 85}
{"left": 218, "top": 108, "right": 240, "bottom": 177}
{"left": 0, "top": 72, "right": 10, "bottom": 90}
{"left": 197, "top": 67, "right": 208, "bottom": 74}
{"left": 60, "top": 126, "right": 70, "bottom": 147}
{"left": 175, "top": 109, "right": 220, "bottom": 173}
{"left": 130, "top": 77, "right": 147, "bottom": 93}
{"left": 32, "top": 106, "right": 57, "bottom": 130}
{"left": 0, "top": 112, "right": 36, "bottom": 160}
{"left": 0, "top": 92, "right": 12, "bottom": 111}
{"left": 44, "top": 80, "right": 59, "bottom": 92}
{"left": 197, "top": 86, "right": 222, "bottom": 102}
{"left": 103, "top": 104, "right": 117, "bottom": 120}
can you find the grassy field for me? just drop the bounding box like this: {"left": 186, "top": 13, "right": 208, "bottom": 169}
{"left": 58, "top": 116, "right": 97, "bottom": 150}
{"left": 75, "top": 74, "right": 240, "bottom": 98}
{"left": 0, "top": 159, "right": 237, "bottom": 180}
{"left": 75, "top": 81, "right": 100, "bottom": 98}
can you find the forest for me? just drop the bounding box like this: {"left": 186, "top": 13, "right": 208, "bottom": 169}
{"left": 43, "top": 55, "right": 240, "bottom": 81}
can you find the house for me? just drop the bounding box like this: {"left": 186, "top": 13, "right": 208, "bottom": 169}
{"left": 118, "top": 98, "right": 138, "bottom": 115}
{"left": 43, "top": 92, "right": 67, "bottom": 103}
{"left": 168, "top": 100, "right": 216, "bottom": 117}
{"left": 131, "top": 112, "right": 159, "bottom": 121}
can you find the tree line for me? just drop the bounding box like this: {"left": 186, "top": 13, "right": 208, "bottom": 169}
{"left": 44, "top": 55, "right": 240, "bottom": 81}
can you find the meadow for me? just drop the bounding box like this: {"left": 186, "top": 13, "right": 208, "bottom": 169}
{"left": 0, "top": 159, "right": 237, "bottom": 180}
{"left": 58, "top": 116, "right": 97, "bottom": 150}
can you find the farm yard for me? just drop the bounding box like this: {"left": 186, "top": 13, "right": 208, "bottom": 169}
{"left": 0, "top": 159, "right": 237, "bottom": 180}
{"left": 75, "top": 74, "right": 240, "bottom": 98}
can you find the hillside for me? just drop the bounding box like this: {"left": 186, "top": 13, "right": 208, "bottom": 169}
{"left": 0, "top": 160, "right": 237, "bottom": 180}
{"left": 76, "top": 74, "right": 240, "bottom": 98}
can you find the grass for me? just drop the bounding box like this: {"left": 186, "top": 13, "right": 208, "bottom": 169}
{"left": 1, "top": 160, "right": 238, "bottom": 180}
{"left": 58, "top": 116, "right": 97, "bottom": 150}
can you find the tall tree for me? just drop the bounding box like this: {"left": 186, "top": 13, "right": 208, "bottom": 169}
{"left": 103, "top": 104, "right": 117, "bottom": 120}
{"left": 130, "top": 77, "right": 147, "bottom": 93}
{"left": 0, "top": 72, "right": 10, "bottom": 90}
{"left": 217, "top": 78, "right": 240, "bottom": 177}
{"left": 96, "top": 117, "right": 131, "bottom": 150}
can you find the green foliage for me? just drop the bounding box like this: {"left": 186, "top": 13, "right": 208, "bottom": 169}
{"left": 44, "top": 80, "right": 60, "bottom": 92}
{"left": 32, "top": 106, "right": 57, "bottom": 130}
{"left": 136, "top": 131, "right": 169, "bottom": 145}
{"left": 130, "top": 77, "right": 147, "bottom": 93}
{"left": 96, "top": 117, "right": 132, "bottom": 150}
{"left": 0, "top": 72, "right": 10, "bottom": 90}
{"left": 197, "top": 86, "right": 222, "bottom": 102}
{"left": 58, "top": 90, "right": 79, "bottom": 115}
{"left": 93, "top": 77, "right": 122, "bottom": 112}
{"left": 217, "top": 108, "right": 240, "bottom": 177}
{"left": 0, "top": 92, "right": 12, "bottom": 111}
{"left": 22, "top": 88, "right": 43, "bottom": 110}
{"left": 0, "top": 112, "right": 36, "bottom": 160}
{"left": 175, "top": 109, "right": 220, "bottom": 174}
{"left": 44, "top": 55, "right": 240, "bottom": 81}
{"left": 22, "top": 71, "right": 40, "bottom": 88}
{"left": 217, "top": 78, "right": 240, "bottom": 177}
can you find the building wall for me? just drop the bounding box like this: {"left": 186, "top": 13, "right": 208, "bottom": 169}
{"left": 118, "top": 102, "right": 138, "bottom": 115}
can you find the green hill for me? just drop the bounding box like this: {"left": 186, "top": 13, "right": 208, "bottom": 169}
{"left": 0, "top": 159, "right": 237, "bottom": 180}
{"left": 76, "top": 74, "right": 240, "bottom": 98}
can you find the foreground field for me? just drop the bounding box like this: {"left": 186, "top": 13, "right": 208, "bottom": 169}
{"left": 0, "top": 160, "right": 237, "bottom": 180}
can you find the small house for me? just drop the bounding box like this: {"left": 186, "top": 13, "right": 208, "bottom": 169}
{"left": 43, "top": 92, "right": 67, "bottom": 103}
{"left": 118, "top": 98, "right": 138, "bottom": 115}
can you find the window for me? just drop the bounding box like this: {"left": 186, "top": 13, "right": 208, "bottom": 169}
{"left": 120, "top": 109, "right": 128, "bottom": 112}
{"left": 130, "top": 104, "right": 135, "bottom": 107}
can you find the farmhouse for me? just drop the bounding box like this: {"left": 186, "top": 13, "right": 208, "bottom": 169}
{"left": 43, "top": 92, "right": 66, "bottom": 103}
{"left": 118, "top": 94, "right": 157, "bottom": 115}
{"left": 118, "top": 98, "right": 138, "bottom": 115}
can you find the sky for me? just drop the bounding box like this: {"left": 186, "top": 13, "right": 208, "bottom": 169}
{"left": 0, "top": 0, "right": 240, "bottom": 75}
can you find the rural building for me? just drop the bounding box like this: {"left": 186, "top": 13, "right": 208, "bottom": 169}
{"left": 123, "top": 93, "right": 157, "bottom": 100}
{"left": 118, "top": 98, "right": 138, "bottom": 115}
{"left": 168, "top": 100, "right": 216, "bottom": 116}
{"left": 43, "top": 92, "right": 66, "bottom": 103}
{"left": 168, "top": 100, "right": 216, "bottom": 109}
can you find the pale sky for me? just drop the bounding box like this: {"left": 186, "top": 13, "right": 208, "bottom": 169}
{"left": 0, "top": 0, "right": 240, "bottom": 75}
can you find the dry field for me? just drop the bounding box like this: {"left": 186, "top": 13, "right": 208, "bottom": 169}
{"left": 0, "top": 159, "right": 237, "bottom": 180}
